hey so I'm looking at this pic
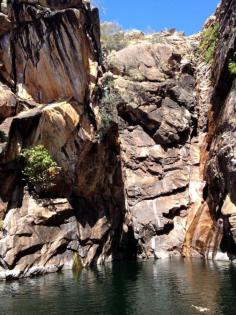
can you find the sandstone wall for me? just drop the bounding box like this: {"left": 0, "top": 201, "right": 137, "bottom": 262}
{"left": 0, "top": 0, "right": 123, "bottom": 279}
{"left": 0, "top": 0, "right": 236, "bottom": 280}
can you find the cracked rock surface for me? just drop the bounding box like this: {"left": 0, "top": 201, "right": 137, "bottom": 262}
{"left": 0, "top": 0, "right": 236, "bottom": 279}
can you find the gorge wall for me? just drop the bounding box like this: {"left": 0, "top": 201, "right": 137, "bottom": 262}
{"left": 0, "top": 0, "right": 235, "bottom": 279}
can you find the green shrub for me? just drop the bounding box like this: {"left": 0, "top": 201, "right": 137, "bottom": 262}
{"left": 229, "top": 61, "right": 236, "bottom": 75}
{"left": 98, "top": 77, "right": 123, "bottom": 138}
{"left": 100, "top": 22, "right": 128, "bottom": 52}
{"left": 228, "top": 53, "right": 236, "bottom": 75}
{"left": 22, "top": 145, "right": 60, "bottom": 186}
{"left": 199, "top": 23, "right": 220, "bottom": 64}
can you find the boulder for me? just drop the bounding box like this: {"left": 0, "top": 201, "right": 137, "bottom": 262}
{"left": 0, "top": 192, "right": 79, "bottom": 279}
{"left": 0, "top": 83, "right": 17, "bottom": 121}
{"left": 153, "top": 98, "right": 191, "bottom": 144}
{"left": 108, "top": 42, "right": 179, "bottom": 81}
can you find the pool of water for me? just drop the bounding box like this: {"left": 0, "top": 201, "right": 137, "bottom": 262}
{"left": 0, "top": 258, "right": 236, "bottom": 315}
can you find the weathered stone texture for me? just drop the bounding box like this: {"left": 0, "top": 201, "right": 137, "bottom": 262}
{"left": 0, "top": 0, "right": 236, "bottom": 280}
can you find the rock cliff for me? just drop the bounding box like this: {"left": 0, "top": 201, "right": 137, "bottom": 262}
{"left": 0, "top": 0, "right": 235, "bottom": 279}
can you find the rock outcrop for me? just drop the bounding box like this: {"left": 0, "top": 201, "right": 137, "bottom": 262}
{"left": 106, "top": 37, "right": 198, "bottom": 259}
{"left": 183, "top": 0, "right": 236, "bottom": 261}
{"left": 202, "top": 0, "right": 236, "bottom": 260}
{"left": 0, "top": 0, "right": 236, "bottom": 280}
{"left": 0, "top": 0, "right": 116, "bottom": 279}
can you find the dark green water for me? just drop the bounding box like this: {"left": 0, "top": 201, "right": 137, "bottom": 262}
{"left": 0, "top": 258, "right": 236, "bottom": 315}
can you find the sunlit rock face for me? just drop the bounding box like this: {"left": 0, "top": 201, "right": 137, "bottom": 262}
{"left": 0, "top": 0, "right": 100, "bottom": 103}
{"left": 0, "top": 0, "right": 236, "bottom": 279}
{"left": 101, "top": 0, "right": 236, "bottom": 261}
{"left": 106, "top": 35, "right": 201, "bottom": 259}
{"left": 184, "top": 0, "right": 236, "bottom": 261}
{"left": 0, "top": 192, "right": 78, "bottom": 279}
{"left": 0, "top": 0, "right": 116, "bottom": 279}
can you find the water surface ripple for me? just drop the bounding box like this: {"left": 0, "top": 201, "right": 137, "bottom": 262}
{"left": 0, "top": 258, "right": 236, "bottom": 315}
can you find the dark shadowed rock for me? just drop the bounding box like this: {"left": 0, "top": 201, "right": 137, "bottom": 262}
{"left": 153, "top": 98, "right": 191, "bottom": 144}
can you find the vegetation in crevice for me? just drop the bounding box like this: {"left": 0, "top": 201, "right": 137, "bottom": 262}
{"left": 21, "top": 145, "right": 60, "bottom": 186}
{"left": 199, "top": 22, "right": 220, "bottom": 64}
{"left": 97, "top": 76, "right": 123, "bottom": 139}
{"left": 228, "top": 53, "right": 236, "bottom": 75}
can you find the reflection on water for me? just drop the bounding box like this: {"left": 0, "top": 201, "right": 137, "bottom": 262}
{"left": 0, "top": 259, "right": 236, "bottom": 315}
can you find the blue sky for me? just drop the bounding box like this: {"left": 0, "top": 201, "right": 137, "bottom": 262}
{"left": 97, "top": 0, "right": 220, "bottom": 35}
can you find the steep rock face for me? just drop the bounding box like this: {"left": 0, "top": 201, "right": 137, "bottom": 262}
{"left": 0, "top": 0, "right": 124, "bottom": 279}
{"left": 106, "top": 36, "right": 199, "bottom": 259}
{"left": 184, "top": 0, "right": 236, "bottom": 261}
{"left": 0, "top": 0, "right": 100, "bottom": 103}
{"left": 0, "top": 192, "right": 78, "bottom": 279}
{"left": 0, "top": 0, "right": 129, "bottom": 279}
{"left": 182, "top": 60, "right": 218, "bottom": 259}
{"left": 0, "top": 0, "right": 236, "bottom": 280}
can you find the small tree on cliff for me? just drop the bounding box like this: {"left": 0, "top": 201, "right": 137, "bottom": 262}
{"left": 97, "top": 75, "right": 124, "bottom": 138}
{"left": 22, "top": 145, "right": 60, "bottom": 186}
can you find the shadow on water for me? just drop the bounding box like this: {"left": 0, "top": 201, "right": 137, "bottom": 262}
{"left": 1, "top": 259, "right": 236, "bottom": 315}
